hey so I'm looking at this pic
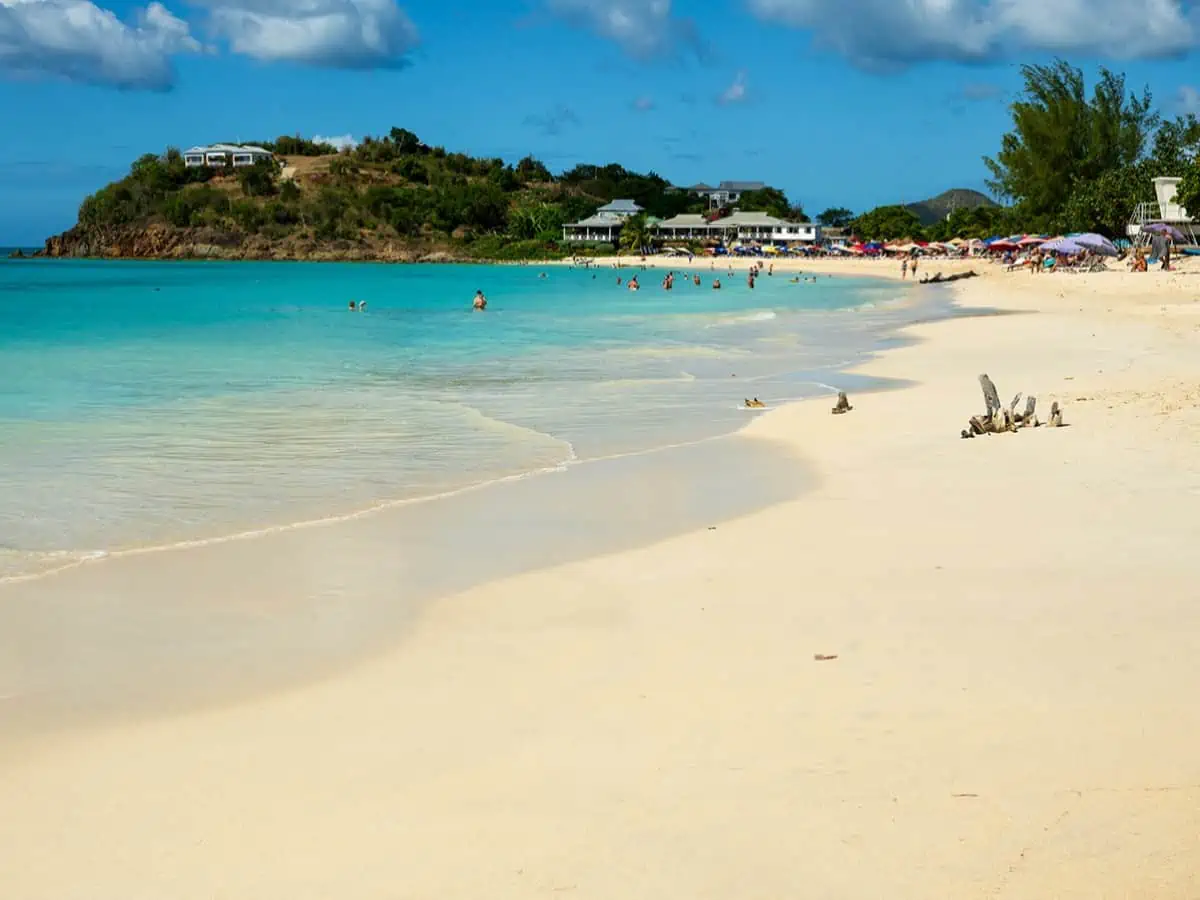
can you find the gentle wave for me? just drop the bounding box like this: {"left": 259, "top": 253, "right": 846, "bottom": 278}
{"left": 706, "top": 309, "right": 779, "bottom": 327}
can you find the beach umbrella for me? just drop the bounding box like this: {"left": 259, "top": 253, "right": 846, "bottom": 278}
{"left": 1143, "top": 222, "right": 1186, "bottom": 241}
{"left": 1071, "top": 233, "right": 1118, "bottom": 257}
{"left": 1041, "top": 237, "right": 1086, "bottom": 254}
{"left": 1017, "top": 235, "right": 1044, "bottom": 246}
{"left": 987, "top": 240, "right": 1019, "bottom": 251}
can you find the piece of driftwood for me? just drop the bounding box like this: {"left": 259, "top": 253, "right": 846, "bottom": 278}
{"left": 919, "top": 270, "right": 979, "bottom": 284}
{"left": 961, "top": 376, "right": 1049, "bottom": 438}
{"left": 1047, "top": 401, "right": 1064, "bottom": 427}
{"left": 980, "top": 374, "right": 1002, "bottom": 418}
{"left": 832, "top": 391, "right": 853, "bottom": 415}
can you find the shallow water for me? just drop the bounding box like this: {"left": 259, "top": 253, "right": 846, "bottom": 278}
{"left": 1, "top": 259, "right": 911, "bottom": 579}
{"left": 0, "top": 260, "right": 954, "bottom": 735}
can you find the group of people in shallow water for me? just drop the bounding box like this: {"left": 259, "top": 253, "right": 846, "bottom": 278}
{"left": 356, "top": 262, "right": 829, "bottom": 314}
{"left": 612, "top": 261, "right": 825, "bottom": 293}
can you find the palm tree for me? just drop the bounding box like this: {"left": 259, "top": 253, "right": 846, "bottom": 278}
{"left": 619, "top": 213, "right": 651, "bottom": 254}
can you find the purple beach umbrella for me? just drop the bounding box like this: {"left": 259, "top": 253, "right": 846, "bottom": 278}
{"left": 1070, "top": 233, "right": 1118, "bottom": 256}
{"left": 1143, "top": 222, "right": 1186, "bottom": 242}
{"left": 1041, "top": 237, "right": 1086, "bottom": 254}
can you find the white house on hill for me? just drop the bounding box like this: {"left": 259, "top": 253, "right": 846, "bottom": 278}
{"left": 687, "top": 180, "right": 766, "bottom": 209}
{"left": 184, "top": 144, "right": 275, "bottom": 168}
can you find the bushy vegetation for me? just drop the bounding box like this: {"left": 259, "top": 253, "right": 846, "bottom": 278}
{"left": 74, "top": 128, "right": 803, "bottom": 258}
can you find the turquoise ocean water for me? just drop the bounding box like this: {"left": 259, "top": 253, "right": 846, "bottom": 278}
{"left": 1, "top": 259, "right": 910, "bottom": 582}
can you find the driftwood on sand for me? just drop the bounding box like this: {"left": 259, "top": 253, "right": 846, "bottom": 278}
{"left": 961, "top": 373, "right": 1063, "bottom": 438}
{"left": 832, "top": 391, "right": 853, "bottom": 415}
{"left": 919, "top": 270, "right": 978, "bottom": 285}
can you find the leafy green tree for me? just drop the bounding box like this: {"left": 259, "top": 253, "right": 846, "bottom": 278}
{"left": 238, "top": 160, "right": 278, "bottom": 197}
{"left": 984, "top": 61, "right": 1156, "bottom": 231}
{"left": 516, "top": 155, "right": 552, "bottom": 182}
{"left": 388, "top": 128, "right": 423, "bottom": 154}
{"left": 926, "top": 204, "right": 1015, "bottom": 240}
{"left": 817, "top": 207, "right": 854, "bottom": 228}
{"left": 1176, "top": 164, "right": 1200, "bottom": 220}
{"left": 850, "top": 205, "right": 924, "bottom": 240}
{"left": 736, "top": 187, "right": 791, "bottom": 218}
{"left": 271, "top": 135, "right": 336, "bottom": 156}
{"left": 1149, "top": 115, "right": 1200, "bottom": 171}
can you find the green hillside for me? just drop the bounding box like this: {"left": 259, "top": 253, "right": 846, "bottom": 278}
{"left": 906, "top": 189, "right": 998, "bottom": 226}
{"left": 41, "top": 129, "right": 716, "bottom": 261}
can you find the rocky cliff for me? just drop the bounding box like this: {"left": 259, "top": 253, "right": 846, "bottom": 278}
{"left": 39, "top": 224, "right": 460, "bottom": 263}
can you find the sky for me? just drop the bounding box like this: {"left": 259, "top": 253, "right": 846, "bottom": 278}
{"left": 2, "top": 0, "right": 1200, "bottom": 244}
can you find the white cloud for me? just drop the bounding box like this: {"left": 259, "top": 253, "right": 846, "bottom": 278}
{"left": 718, "top": 70, "right": 747, "bottom": 104}
{"left": 313, "top": 132, "right": 357, "bottom": 149}
{"left": 747, "top": 0, "right": 1199, "bottom": 67}
{"left": 0, "top": 0, "right": 199, "bottom": 88}
{"left": 197, "top": 0, "right": 418, "bottom": 68}
{"left": 1179, "top": 85, "right": 1200, "bottom": 116}
{"left": 545, "top": 0, "right": 707, "bottom": 59}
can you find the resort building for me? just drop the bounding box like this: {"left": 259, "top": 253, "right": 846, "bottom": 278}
{"left": 561, "top": 199, "right": 644, "bottom": 243}
{"left": 655, "top": 211, "right": 821, "bottom": 245}
{"left": 183, "top": 144, "right": 275, "bottom": 168}
{"left": 656, "top": 213, "right": 715, "bottom": 240}
{"left": 715, "top": 211, "right": 819, "bottom": 243}
{"left": 687, "top": 181, "right": 766, "bottom": 209}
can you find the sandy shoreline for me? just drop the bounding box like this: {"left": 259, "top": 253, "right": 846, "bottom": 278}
{"left": 3, "top": 263, "right": 1200, "bottom": 897}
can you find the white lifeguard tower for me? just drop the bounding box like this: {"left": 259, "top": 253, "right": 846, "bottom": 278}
{"left": 1127, "top": 176, "right": 1197, "bottom": 245}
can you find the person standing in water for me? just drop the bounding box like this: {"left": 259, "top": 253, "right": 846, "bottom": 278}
{"left": 473, "top": 290, "right": 487, "bottom": 311}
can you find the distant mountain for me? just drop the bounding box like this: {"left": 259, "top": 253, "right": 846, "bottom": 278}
{"left": 906, "top": 189, "right": 998, "bottom": 226}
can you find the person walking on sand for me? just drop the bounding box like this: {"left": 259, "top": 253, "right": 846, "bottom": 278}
{"left": 901, "top": 258, "right": 908, "bottom": 279}
{"left": 910, "top": 256, "right": 919, "bottom": 280}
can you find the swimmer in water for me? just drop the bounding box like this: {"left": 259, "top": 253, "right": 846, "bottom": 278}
{"left": 473, "top": 290, "right": 487, "bottom": 311}
{"left": 712, "top": 279, "right": 722, "bottom": 290}
{"left": 348, "top": 300, "right": 357, "bottom": 311}
{"left": 358, "top": 301, "right": 367, "bottom": 312}
{"left": 628, "top": 275, "right": 640, "bottom": 291}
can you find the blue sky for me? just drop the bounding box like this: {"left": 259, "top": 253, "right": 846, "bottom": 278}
{"left": 2, "top": 0, "right": 1200, "bottom": 244}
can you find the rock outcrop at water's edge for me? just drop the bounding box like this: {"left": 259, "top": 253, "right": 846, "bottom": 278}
{"left": 38, "top": 225, "right": 459, "bottom": 263}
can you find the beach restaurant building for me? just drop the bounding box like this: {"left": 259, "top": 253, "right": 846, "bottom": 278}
{"left": 656, "top": 211, "right": 821, "bottom": 245}
{"left": 184, "top": 144, "right": 275, "bottom": 168}
{"left": 561, "top": 199, "right": 644, "bottom": 242}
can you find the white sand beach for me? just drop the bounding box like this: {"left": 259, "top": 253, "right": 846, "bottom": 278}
{"left": 3, "top": 265, "right": 1200, "bottom": 897}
